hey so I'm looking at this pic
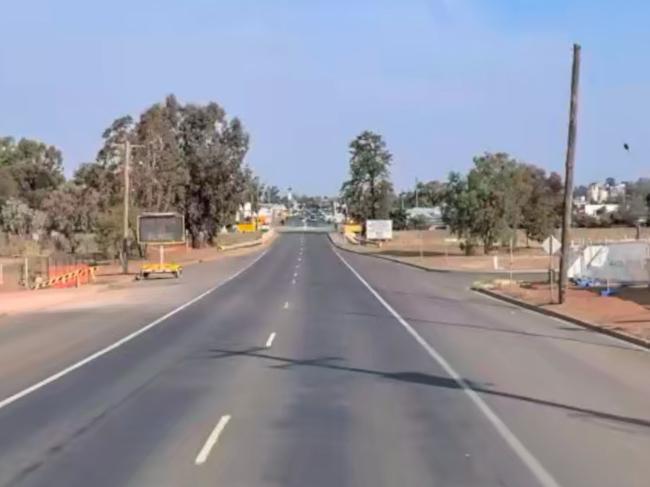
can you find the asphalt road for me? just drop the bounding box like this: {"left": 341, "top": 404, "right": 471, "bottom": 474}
{"left": 0, "top": 234, "right": 648, "bottom": 486}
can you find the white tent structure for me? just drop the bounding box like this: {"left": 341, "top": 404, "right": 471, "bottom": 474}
{"left": 568, "top": 240, "right": 650, "bottom": 284}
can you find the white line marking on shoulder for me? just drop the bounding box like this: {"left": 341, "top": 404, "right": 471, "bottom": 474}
{"left": 334, "top": 250, "right": 562, "bottom": 487}
{"left": 0, "top": 251, "right": 268, "bottom": 411}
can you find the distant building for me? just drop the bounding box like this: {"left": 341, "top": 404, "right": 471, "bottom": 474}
{"left": 581, "top": 204, "right": 620, "bottom": 217}
{"left": 406, "top": 207, "right": 444, "bottom": 227}
{"left": 587, "top": 183, "right": 608, "bottom": 204}
{"left": 586, "top": 181, "right": 626, "bottom": 204}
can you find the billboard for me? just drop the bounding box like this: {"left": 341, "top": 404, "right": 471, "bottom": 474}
{"left": 137, "top": 213, "right": 185, "bottom": 244}
{"left": 366, "top": 220, "right": 393, "bottom": 240}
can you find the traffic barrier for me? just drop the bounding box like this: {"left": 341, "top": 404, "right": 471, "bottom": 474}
{"left": 35, "top": 266, "right": 96, "bottom": 290}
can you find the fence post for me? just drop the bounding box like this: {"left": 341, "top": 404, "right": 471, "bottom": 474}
{"left": 23, "top": 257, "right": 29, "bottom": 289}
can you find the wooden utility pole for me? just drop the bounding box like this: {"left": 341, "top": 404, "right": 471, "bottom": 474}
{"left": 558, "top": 44, "right": 581, "bottom": 304}
{"left": 122, "top": 139, "right": 131, "bottom": 275}
{"left": 112, "top": 139, "right": 142, "bottom": 274}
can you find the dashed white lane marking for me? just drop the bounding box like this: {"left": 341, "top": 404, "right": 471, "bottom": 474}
{"left": 292, "top": 279, "right": 296, "bottom": 285}
{"left": 293, "top": 272, "right": 298, "bottom": 278}
{"left": 0, "top": 250, "right": 269, "bottom": 412}
{"left": 195, "top": 415, "right": 232, "bottom": 465}
{"left": 334, "top": 250, "right": 561, "bottom": 487}
{"left": 265, "top": 332, "right": 277, "bottom": 348}
{"left": 283, "top": 301, "right": 289, "bottom": 309}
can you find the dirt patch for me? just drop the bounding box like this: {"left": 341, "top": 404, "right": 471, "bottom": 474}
{"left": 333, "top": 232, "right": 555, "bottom": 271}
{"left": 494, "top": 282, "right": 650, "bottom": 343}
{"left": 0, "top": 232, "right": 274, "bottom": 316}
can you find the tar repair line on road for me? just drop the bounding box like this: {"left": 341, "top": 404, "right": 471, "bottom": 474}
{"left": 195, "top": 414, "right": 232, "bottom": 465}
{"left": 0, "top": 250, "right": 269, "bottom": 412}
{"left": 333, "top": 250, "right": 562, "bottom": 487}
{"left": 265, "top": 332, "right": 277, "bottom": 348}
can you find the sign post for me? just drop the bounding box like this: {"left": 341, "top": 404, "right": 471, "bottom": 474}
{"left": 366, "top": 220, "right": 393, "bottom": 241}
{"left": 137, "top": 213, "right": 185, "bottom": 280}
{"left": 543, "top": 235, "right": 561, "bottom": 303}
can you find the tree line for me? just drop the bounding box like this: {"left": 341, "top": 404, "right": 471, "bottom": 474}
{"left": 0, "top": 95, "right": 261, "bottom": 256}
{"left": 340, "top": 130, "right": 650, "bottom": 254}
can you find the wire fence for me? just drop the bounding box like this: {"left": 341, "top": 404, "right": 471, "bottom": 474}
{"left": 0, "top": 254, "right": 93, "bottom": 290}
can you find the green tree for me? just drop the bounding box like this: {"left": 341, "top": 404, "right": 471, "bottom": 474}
{"left": 520, "top": 167, "right": 563, "bottom": 242}
{"left": 181, "top": 103, "right": 250, "bottom": 246}
{"left": 0, "top": 197, "right": 46, "bottom": 236}
{"left": 41, "top": 183, "right": 101, "bottom": 253}
{"left": 389, "top": 206, "right": 408, "bottom": 230}
{"left": 131, "top": 95, "right": 188, "bottom": 212}
{"left": 264, "top": 185, "right": 281, "bottom": 204}
{"left": 0, "top": 166, "right": 18, "bottom": 204}
{"left": 340, "top": 131, "right": 393, "bottom": 221}
{"left": 442, "top": 153, "right": 538, "bottom": 253}
{"left": 402, "top": 180, "right": 445, "bottom": 208}
{"left": 0, "top": 137, "right": 64, "bottom": 208}
{"left": 623, "top": 178, "right": 650, "bottom": 222}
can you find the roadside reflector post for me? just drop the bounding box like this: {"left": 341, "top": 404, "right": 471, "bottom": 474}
{"left": 23, "top": 258, "right": 29, "bottom": 289}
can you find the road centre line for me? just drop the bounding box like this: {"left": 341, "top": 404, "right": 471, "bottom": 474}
{"left": 265, "top": 332, "right": 277, "bottom": 348}
{"left": 0, "top": 250, "right": 269, "bottom": 412}
{"left": 333, "top": 250, "right": 561, "bottom": 487}
{"left": 195, "top": 414, "right": 232, "bottom": 465}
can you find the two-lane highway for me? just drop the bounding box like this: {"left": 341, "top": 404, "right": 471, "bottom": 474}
{"left": 0, "top": 233, "right": 648, "bottom": 486}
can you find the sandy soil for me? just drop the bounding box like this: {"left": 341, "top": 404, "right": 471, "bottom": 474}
{"left": 497, "top": 282, "right": 650, "bottom": 343}
{"left": 0, "top": 232, "right": 275, "bottom": 316}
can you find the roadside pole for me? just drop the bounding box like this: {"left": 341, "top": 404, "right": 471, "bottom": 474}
{"left": 419, "top": 229, "right": 424, "bottom": 261}
{"left": 558, "top": 44, "right": 581, "bottom": 304}
{"left": 509, "top": 238, "right": 513, "bottom": 283}
{"left": 122, "top": 140, "right": 130, "bottom": 275}
{"left": 112, "top": 139, "right": 143, "bottom": 275}
{"left": 549, "top": 237, "right": 554, "bottom": 304}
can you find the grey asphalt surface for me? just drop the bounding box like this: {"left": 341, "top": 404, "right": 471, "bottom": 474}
{"left": 0, "top": 233, "right": 648, "bottom": 486}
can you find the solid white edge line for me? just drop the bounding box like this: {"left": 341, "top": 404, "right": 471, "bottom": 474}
{"left": 195, "top": 414, "right": 232, "bottom": 465}
{"left": 265, "top": 332, "right": 277, "bottom": 348}
{"left": 333, "top": 250, "right": 561, "bottom": 487}
{"left": 0, "top": 250, "right": 269, "bottom": 412}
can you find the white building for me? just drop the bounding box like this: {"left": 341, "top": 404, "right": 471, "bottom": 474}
{"left": 406, "top": 207, "right": 444, "bottom": 227}
{"left": 587, "top": 181, "right": 626, "bottom": 204}
{"left": 582, "top": 204, "right": 620, "bottom": 217}
{"left": 587, "top": 183, "right": 608, "bottom": 204}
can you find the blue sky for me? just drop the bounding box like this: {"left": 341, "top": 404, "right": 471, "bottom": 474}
{"left": 1, "top": 0, "right": 649, "bottom": 194}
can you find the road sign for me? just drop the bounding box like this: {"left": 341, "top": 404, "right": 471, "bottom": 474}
{"left": 542, "top": 236, "right": 561, "bottom": 255}
{"left": 137, "top": 213, "right": 185, "bottom": 244}
{"left": 366, "top": 220, "right": 393, "bottom": 240}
